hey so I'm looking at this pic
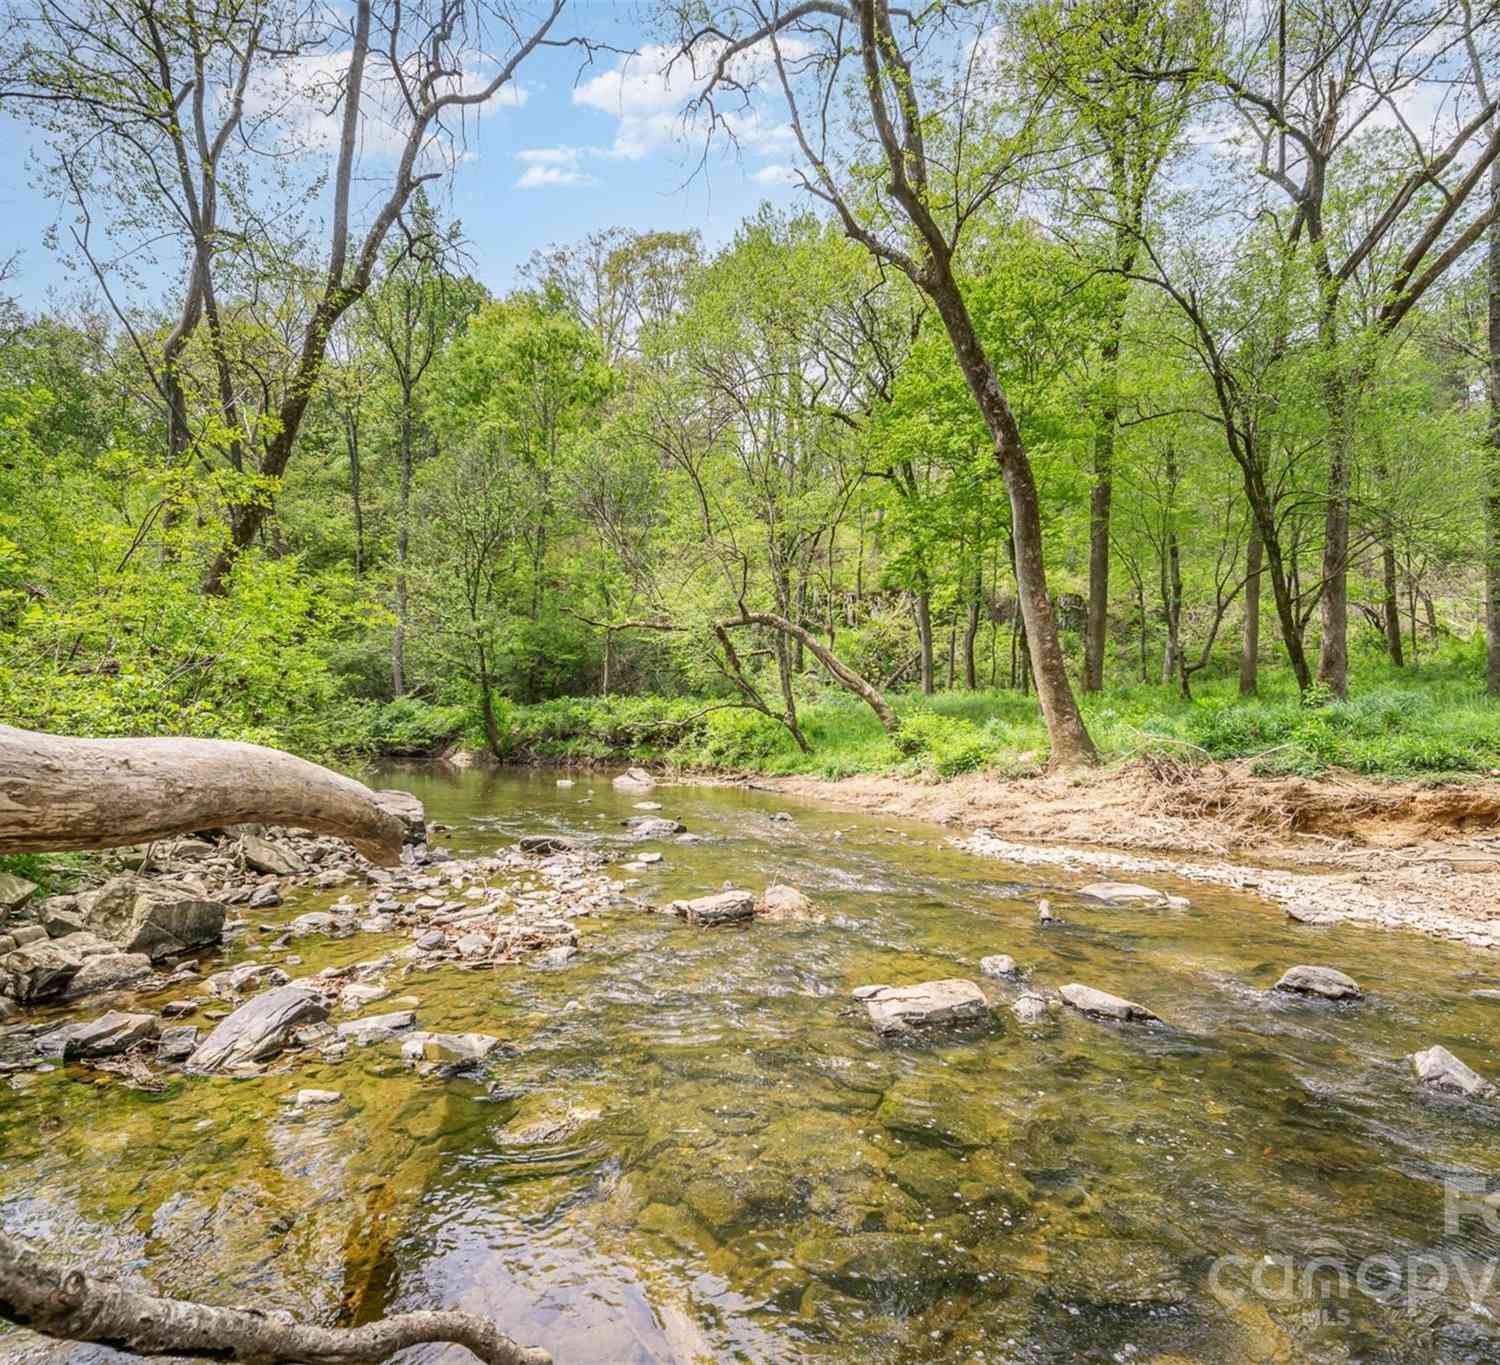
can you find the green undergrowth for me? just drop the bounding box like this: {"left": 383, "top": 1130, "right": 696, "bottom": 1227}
{"left": 453, "top": 646, "right": 1500, "bottom": 784}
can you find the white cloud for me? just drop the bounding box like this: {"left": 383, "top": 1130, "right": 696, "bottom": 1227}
{"left": 517, "top": 146, "right": 585, "bottom": 166}
{"left": 572, "top": 39, "right": 805, "bottom": 161}
{"left": 515, "top": 163, "right": 596, "bottom": 190}
{"left": 752, "top": 163, "right": 800, "bottom": 185}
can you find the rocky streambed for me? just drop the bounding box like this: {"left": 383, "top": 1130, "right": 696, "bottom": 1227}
{"left": 1, "top": 765, "right": 1499, "bottom": 1363}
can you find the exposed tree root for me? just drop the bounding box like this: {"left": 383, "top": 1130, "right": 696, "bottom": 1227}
{"left": 0, "top": 1232, "right": 551, "bottom": 1365}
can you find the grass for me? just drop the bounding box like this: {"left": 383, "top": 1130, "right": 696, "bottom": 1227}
{"left": 452, "top": 639, "right": 1500, "bottom": 784}
{"left": 0, "top": 852, "right": 89, "bottom": 895}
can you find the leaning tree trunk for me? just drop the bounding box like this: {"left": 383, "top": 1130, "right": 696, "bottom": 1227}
{"left": 0, "top": 1231, "right": 549, "bottom": 1365}
{"left": 0, "top": 726, "right": 404, "bottom": 865}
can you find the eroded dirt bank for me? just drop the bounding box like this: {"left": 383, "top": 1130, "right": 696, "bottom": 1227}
{"left": 734, "top": 761, "right": 1500, "bottom": 948}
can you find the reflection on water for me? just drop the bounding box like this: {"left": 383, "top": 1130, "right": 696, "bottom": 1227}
{"left": 3, "top": 765, "right": 1499, "bottom": 1363}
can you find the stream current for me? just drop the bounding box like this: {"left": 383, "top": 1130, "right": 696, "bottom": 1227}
{"left": 2, "top": 765, "right": 1499, "bottom": 1363}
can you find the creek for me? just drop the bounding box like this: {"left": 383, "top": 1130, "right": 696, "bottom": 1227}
{"left": 2, "top": 766, "right": 1498, "bottom": 1363}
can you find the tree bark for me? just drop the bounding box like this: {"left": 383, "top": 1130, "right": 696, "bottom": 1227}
{"left": 1240, "top": 523, "right": 1262, "bottom": 695}
{"left": 1486, "top": 156, "right": 1500, "bottom": 694}
{"left": 1382, "top": 538, "right": 1405, "bottom": 667}
{"left": 913, "top": 585, "right": 934, "bottom": 695}
{"left": 1084, "top": 296, "right": 1127, "bottom": 693}
{"left": 392, "top": 397, "right": 414, "bottom": 698}
{"left": 0, "top": 726, "right": 403, "bottom": 864}
{"left": 0, "top": 1231, "right": 548, "bottom": 1365}
{"left": 963, "top": 586, "right": 980, "bottom": 691}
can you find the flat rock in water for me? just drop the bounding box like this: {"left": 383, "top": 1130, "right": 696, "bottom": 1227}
{"left": 623, "top": 816, "right": 686, "bottom": 838}
{"left": 1410, "top": 1045, "right": 1496, "bottom": 1098}
{"left": 67, "top": 1010, "right": 160, "bottom": 1058}
{"left": 980, "top": 954, "right": 1021, "bottom": 979}
{"left": 402, "top": 1031, "right": 502, "bottom": 1064}
{"left": 203, "top": 961, "right": 289, "bottom": 999}
{"left": 1470, "top": 989, "right": 1500, "bottom": 1003}
{"left": 1012, "top": 992, "right": 1051, "bottom": 1024}
{"left": 755, "top": 884, "right": 818, "bottom": 922}
{"left": 156, "top": 1025, "right": 199, "bottom": 1063}
{"left": 862, "top": 979, "right": 989, "bottom": 1036}
{"left": 1077, "top": 882, "right": 1190, "bottom": 910}
{"left": 295, "top": 1088, "right": 342, "bottom": 1106}
{"left": 1286, "top": 904, "right": 1344, "bottom": 925}
{"left": 186, "top": 984, "right": 329, "bottom": 1073}
{"left": 612, "top": 767, "right": 657, "bottom": 791}
{"left": 633, "top": 801, "right": 662, "bottom": 811}
{"left": 1274, "top": 965, "right": 1362, "bottom": 1000}
{"left": 1060, "top": 983, "right": 1161, "bottom": 1023}
{"left": 672, "top": 890, "right": 755, "bottom": 926}
{"left": 64, "top": 951, "right": 153, "bottom": 998}
{"left": 336, "top": 1009, "right": 416, "bottom": 1045}
{"left": 519, "top": 834, "right": 577, "bottom": 855}
{"left": 339, "top": 982, "right": 391, "bottom": 1011}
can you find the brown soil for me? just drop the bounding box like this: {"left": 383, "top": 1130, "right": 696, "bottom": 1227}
{"left": 732, "top": 760, "right": 1500, "bottom": 949}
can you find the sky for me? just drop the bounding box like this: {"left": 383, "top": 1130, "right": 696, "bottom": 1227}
{"left": 0, "top": 1, "right": 806, "bottom": 310}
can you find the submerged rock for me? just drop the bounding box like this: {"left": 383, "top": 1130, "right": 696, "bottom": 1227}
{"left": 861, "top": 979, "right": 989, "bottom": 1036}
{"left": 612, "top": 767, "right": 657, "bottom": 791}
{"left": 1011, "top": 992, "right": 1052, "bottom": 1025}
{"left": 673, "top": 890, "right": 755, "bottom": 926}
{"left": 519, "top": 834, "right": 577, "bottom": 855}
{"left": 67, "top": 1010, "right": 160, "bottom": 1059}
{"left": 1077, "top": 882, "right": 1190, "bottom": 910}
{"left": 401, "top": 1031, "right": 502, "bottom": 1065}
{"left": 77, "top": 875, "right": 226, "bottom": 960}
{"left": 1472, "top": 989, "right": 1500, "bottom": 1003}
{"left": 294, "top": 1088, "right": 342, "bottom": 1106}
{"left": 1274, "top": 965, "right": 1362, "bottom": 1000}
{"left": 980, "top": 954, "right": 1021, "bottom": 979}
{"left": 203, "top": 961, "right": 289, "bottom": 999}
{"left": 624, "top": 816, "right": 686, "bottom": 838}
{"left": 186, "top": 984, "right": 329, "bottom": 1072}
{"left": 1059, "top": 982, "right": 1161, "bottom": 1023}
{"left": 336, "top": 1010, "right": 416, "bottom": 1045}
{"left": 755, "top": 884, "right": 818, "bottom": 922}
{"left": 1410, "top": 1045, "right": 1496, "bottom": 1098}
{"left": 156, "top": 1025, "right": 199, "bottom": 1063}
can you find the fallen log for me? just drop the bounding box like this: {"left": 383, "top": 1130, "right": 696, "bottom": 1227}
{"left": 0, "top": 1231, "right": 551, "bottom": 1365}
{"left": 0, "top": 725, "right": 404, "bottom": 866}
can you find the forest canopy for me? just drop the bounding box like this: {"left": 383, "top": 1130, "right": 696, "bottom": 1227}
{"left": 0, "top": 0, "right": 1498, "bottom": 778}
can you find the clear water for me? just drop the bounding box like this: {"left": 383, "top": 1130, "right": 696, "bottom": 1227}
{"left": 2, "top": 766, "right": 1499, "bottom": 1363}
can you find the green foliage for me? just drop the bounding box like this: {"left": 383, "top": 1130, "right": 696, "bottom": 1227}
{"left": 368, "top": 697, "right": 468, "bottom": 755}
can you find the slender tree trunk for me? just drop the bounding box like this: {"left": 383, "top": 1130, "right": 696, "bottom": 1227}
{"left": 1137, "top": 579, "right": 1149, "bottom": 683}
{"left": 1315, "top": 300, "right": 1351, "bottom": 698}
{"left": 392, "top": 397, "right": 413, "bottom": 698}
{"left": 1162, "top": 533, "right": 1182, "bottom": 687}
{"left": 946, "top": 621, "right": 957, "bottom": 690}
{"left": 1240, "top": 523, "right": 1262, "bottom": 695}
{"left": 963, "top": 578, "right": 980, "bottom": 691}
{"left": 926, "top": 269, "right": 1095, "bottom": 763}
{"left": 913, "top": 582, "right": 934, "bottom": 695}
{"left": 1382, "top": 538, "right": 1405, "bottom": 667}
{"left": 346, "top": 410, "right": 365, "bottom": 578}
{"left": 1486, "top": 158, "right": 1500, "bottom": 694}
{"left": 793, "top": 575, "right": 808, "bottom": 671}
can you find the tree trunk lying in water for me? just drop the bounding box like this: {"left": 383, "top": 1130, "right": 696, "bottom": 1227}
{"left": 0, "top": 1231, "right": 551, "bottom": 1365}
{"left": 0, "top": 725, "right": 404, "bottom": 866}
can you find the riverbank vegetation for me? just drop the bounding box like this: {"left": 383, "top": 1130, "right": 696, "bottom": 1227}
{"left": 1, "top": 0, "right": 1498, "bottom": 785}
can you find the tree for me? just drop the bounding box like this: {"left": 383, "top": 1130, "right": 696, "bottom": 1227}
{"left": 678, "top": 0, "right": 1100, "bottom": 765}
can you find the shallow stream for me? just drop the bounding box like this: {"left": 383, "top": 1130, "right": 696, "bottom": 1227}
{"left": 3, "top": 766, "right": 1499, "bottom": 1363}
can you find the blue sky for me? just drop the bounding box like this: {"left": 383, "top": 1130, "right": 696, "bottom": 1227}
{"left": 0, "top": 1, "right": 805, "bottom": 309}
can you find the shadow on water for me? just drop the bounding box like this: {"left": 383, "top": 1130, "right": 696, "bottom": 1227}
{"left": 2, "top": 764, "right": 1499, "bottom": 1362}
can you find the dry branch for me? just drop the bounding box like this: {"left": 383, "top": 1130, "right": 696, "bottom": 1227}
{"left": 0, "top": 1231, "right": 551, "bottom": 1365}
{"left": 0, "top": 725, "right": 404, "bottom": 866}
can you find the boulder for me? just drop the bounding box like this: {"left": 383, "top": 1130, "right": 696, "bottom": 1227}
{"left": 238, "top": 833, "right": 306, "bottom": 877}
{"left": 672, "top": 890, "right": 755, "bottom": 926}
{"left": 64, "top": 951, "right": 154, "bottom": 998}
{"left": 77, "top": 875, "right": 226, "bottom": 960}
{"left": 519, "top": 834, "right": 577, "bottom": 855}
{"left": 336, "top": 1009, "right": 416, "bottom": 1045}
{"left": 1410, "top": 1045, "right": 1496, "bottom": 1099}
{"left": 1077, "top": 882, "right": 1190, "bottom": 910}
{"left": 67, "top": 1010, "right": 160, "bottom": 1059}
{"left": 980, "top": 954, "right": 1021, "bottom": 979}
{"left": 40, "top": 902, "right": 87, "bottom": 938}
{"left": 861, "top": 980, "right": 989, "bottom": 1036}
{"left": 612, "top": 767, "right": 656, "bottom": 791}
{"left": 0, "top": 934, "right": 115, "bottom": 1003}
{"left": 755, "top": 884, "right": 818, "bottom": 922}
{"left": 623, "top": 816, "right": 686, "bottom": 838}
{"left": 1060, "top": 983, "right": 1161, "bottom": 1023}
{"left": 1274, "top": 965, "right": 1362, "bottom": 1000}
{"left": 372, "top": 789, "right": 427, "bottom": 845}
{"left": 248, "top": 884, "right": 282, "bottom": 910}
{"left": 186, "top": 984, "right": 330, "bottom": 1073}
{"left": 0, "top": 872, "right": 38, "bottom": 913}
{"left": 401, "top": 1031, "right": 502, "bottom": 1064}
